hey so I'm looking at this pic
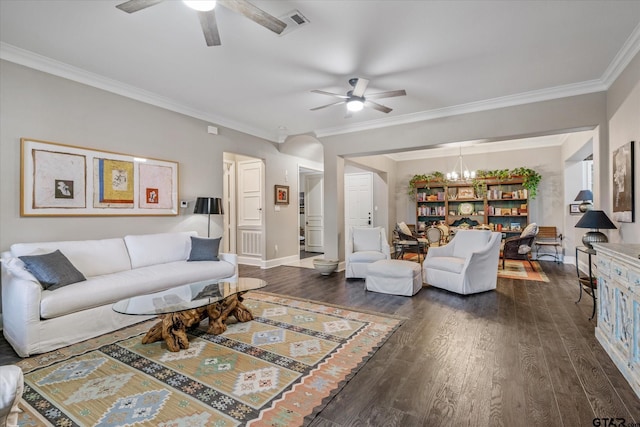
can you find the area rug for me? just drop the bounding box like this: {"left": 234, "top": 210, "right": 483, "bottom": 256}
{"left": 398, "top": 254, "right": 548, "bottom": 282}
{"left": 15, "top": 292, "right": 403, "bottom": 426}
{"left": 497, "top": 259, "right": 549, "bottom": 282}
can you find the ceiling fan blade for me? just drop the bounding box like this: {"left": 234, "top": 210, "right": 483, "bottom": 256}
{"left": 116, "top": 0, "right": 164, "bottom": 13}
{"left": 352, "top": 78, "right": 369, "bottom": 97}
{"left": 311, "top": 90, "right": 349, "bottom": 99}
{"left": 366, "top": 89, "right": 407, "bottom": 100}
{"left": 218, "top": 0, "right": 287, "bottom": 34}
{"left": 365, "top": 100, "right": 392, "bottom": 114}
{"left": 310, "top": 101, "right": 346, "bottom": 111}
{"left": 198, "top": 10, "right": 221, "bottom": 46}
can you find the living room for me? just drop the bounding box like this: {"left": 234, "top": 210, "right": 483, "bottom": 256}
{"left": 1, "top": 1, "right": 640, "bottom": 425}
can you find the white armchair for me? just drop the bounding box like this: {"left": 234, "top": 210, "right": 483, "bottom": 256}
{"left": 422, "top": 229, "right": 502, "bottom": 295}
{"left": 345, "top": 227, "right": 391, "bottom": 279}
{"left": 0, "top": 365, "right": 23, "bottom": 427}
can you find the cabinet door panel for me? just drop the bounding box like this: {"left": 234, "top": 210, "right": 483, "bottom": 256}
{"left": 615, "top": 286, "right": 632, "bottom": 356}
{"left": 599, "top": 277, "right": 614, "bottom": 338}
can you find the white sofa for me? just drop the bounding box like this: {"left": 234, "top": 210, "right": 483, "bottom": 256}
{"left": 1, "top": 231, "right": 237, "bottom": 357}
{"left": 422, "top": 229, "right": 502, "bottom": 295}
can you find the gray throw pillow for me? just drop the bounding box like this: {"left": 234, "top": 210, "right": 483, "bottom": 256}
{"left": 19, "top": 249, "right": 86, "bottom": 290}
{"left": 188, "top": 236, "right": 221, "bottom": 262}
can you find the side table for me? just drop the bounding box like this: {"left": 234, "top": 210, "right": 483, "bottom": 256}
{"left": 575, "top": 246, "right": 597, "bottom": 320}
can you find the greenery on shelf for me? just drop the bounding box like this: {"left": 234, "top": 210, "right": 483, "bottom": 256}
{"left": 408, "top": 167, "right": 542, "bottom": 199}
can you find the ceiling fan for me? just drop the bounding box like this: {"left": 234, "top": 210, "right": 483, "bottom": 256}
{"left": 115, "top": 0, "right": 287, "bottom": 47}
{"left": 310, "top": 78, "right": 407, "bottom": 115}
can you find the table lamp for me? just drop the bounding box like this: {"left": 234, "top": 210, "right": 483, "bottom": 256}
{"left": 193, "top": 197, "right": 223, "bottom": 237}
{"left": 574, "top": 189, "right": 593, "bottom": 212}
{"left": 574, "top": 210, "right": 616, "bottom": 249}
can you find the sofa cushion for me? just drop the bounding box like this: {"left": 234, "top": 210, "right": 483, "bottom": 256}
{"left": 11, "top": 238, "right": 131, "bottom": 277}
{"left": 40, "top": 259, "right": 236, "bottom": 319}
{"left": 520, "top": 223, "right": 538, "bottom": 238}
{"left": 188, "top": 236, "right": 221, "bottom": 261}
{"left": 423, "top": 256, "right": 466, "bottom": 274}
{"left": 19, "top": 250, "right": 86, "bottom": 290}
{"left": 348, "top": 251, "right": 388, "bottom": 263}
{"left": 352, "top": 227, "right": 382, "bottom": 252}
{"left": 125, "top": 231, "right": 196, "bottom": 269}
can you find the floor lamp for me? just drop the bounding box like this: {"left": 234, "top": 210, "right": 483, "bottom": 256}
{"left": 194, "top": 197, "right": 223, "bottom": 237}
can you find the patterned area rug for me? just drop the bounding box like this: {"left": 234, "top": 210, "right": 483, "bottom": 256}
{"left": 15, "top": 292, "right": 402, "bottom": 426}
{"left": 398, "top": 254, "right": 549, "bottom": 282}
{"left": 497, "top": 260, "right": 549, "bottom": 282}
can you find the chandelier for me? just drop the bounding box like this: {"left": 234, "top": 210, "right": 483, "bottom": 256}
{"left": 446, "top": 145, "right": 476, "bottom": 180}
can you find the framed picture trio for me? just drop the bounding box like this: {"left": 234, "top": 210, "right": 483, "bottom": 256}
{"left": 21, "top": 138, "right": 178, "bottom": 216}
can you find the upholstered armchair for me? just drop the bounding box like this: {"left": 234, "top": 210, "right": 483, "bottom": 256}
{"left": 501, "top": 223, "right": 538, "bottom": 269}
{"left": 345, "top": 227, "right": 391, "bottom": 279}
{"left": 422, "top": 229, "right": 502, "bottom": 295}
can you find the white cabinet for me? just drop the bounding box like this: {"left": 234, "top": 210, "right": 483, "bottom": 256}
{"left": 593, "top": 243, "right": 640, "bottom": 399}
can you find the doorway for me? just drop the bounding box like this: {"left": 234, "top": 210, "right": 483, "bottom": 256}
{"left": 298, "top": 166, "right": 324, "bottom": 258}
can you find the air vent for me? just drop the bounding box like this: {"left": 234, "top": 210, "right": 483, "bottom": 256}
{"left": 278, "top": 10, "right": 310, "bottom": 36}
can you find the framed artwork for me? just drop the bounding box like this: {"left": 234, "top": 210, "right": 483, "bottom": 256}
{"left": 457, "top": 187, "right": 475, "bottom": 199}
{"left": 275, "top": 185, "right": 289, "bottom": 205}
{"left": 21, "top": 138, "right": 178, "bottom": 216}
{"left": 612, "top": 141, "right": 635, "bottom": 222}
{"left": 569, "top": 204, "right": 581, "bottom": 215}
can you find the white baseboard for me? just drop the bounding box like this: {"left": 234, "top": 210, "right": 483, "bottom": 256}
{"left": 238, "top": 254, "right": 301, "bottom": 269}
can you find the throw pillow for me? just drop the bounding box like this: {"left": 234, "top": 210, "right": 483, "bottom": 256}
{"left": 397, "top": 222, "right": 413, "bottom": 236}
{"left": 188, "top": 236, "right": 221, "bottom": 261}
{"left": 18, "top": 250, "right": 86, "bottom": 290}
{"left": 520, "top": 223, "right": 538, "bottom": 238}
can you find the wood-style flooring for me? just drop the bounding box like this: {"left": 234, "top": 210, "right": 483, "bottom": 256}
{"left": 1, "top": 261, "right": 639, "bottom": 426}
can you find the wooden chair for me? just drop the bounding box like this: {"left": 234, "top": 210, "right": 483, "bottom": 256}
{"left": 535, "top": 226, "right": 563, "bottom": 263}
{"left": 501, "top": 223, "right": 538, "bottom": 269}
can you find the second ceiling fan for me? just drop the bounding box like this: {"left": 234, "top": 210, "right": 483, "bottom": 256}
{"left": 115, "top": 0, "right": 287, "bottom": 47}
{"left": 311, "top": 78, "right": 407, "bottom": 116}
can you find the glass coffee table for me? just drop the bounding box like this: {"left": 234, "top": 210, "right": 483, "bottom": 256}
{"left": 113, "top": 277, "right": 266, "bottom": 352}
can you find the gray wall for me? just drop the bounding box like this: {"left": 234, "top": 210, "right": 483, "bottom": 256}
{"left": 0, "top": 60, "right": 314, "bottom": 265}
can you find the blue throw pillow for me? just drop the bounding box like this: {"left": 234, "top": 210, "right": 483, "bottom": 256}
{"left": 188, "top": 236, "right": 221, "bottom": 262}
{"left": 19, "top": 249, "right": 86, "bottom": 290}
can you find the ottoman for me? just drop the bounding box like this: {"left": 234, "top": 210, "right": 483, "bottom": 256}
{"left": 365, "top": 259, "right": 423, "bottom": 296}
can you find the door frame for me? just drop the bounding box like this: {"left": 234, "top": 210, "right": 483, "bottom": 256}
{"left": 298, "top": 164, "right": 324, "bottom": 259}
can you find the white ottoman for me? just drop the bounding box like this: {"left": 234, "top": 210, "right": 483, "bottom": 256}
{"left": 365, "top": 259, "right": 423, "bottom": 296}
{"left": 0, "top": 365, "right": 24, "bottom": 427}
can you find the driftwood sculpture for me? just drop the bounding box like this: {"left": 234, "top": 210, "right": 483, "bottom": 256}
{"left": 142, "top": 293, "right": 254, "bottom": 352}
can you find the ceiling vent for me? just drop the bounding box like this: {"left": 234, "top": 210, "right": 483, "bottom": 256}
{"left": 278, "top": 10, "right": 309, "bottom": 36}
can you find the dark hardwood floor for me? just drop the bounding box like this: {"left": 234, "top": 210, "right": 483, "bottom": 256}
{"left": 1, "top": 261, "right": 639, "bottom": 426}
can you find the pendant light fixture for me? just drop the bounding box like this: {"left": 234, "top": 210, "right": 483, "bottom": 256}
{"left": 446, "top": 145, "right": 476, "bottom": 181}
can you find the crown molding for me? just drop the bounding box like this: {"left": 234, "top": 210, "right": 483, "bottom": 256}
{"left": 314, "top": 79, "right": 607, "bottom": 138}
{"left": 0, "top": 42, "right": 279, "bottom": 142}
{"left": 601, "top": 22, "right": 640, "bottom": 87}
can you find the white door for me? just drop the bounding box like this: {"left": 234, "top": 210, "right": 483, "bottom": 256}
{"left": 305, "top": 174, "right": 324, "bottom": 253}
{"left": 222, "top": 160, "right": 236, "bottom": 253}
{"left": 345, "top": 172, "right": 373, "bottom": 230}
{"left": 237, "top": 159, "right": 264, "bottom": 259}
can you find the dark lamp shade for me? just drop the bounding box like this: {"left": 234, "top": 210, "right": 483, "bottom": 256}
{"left": 574, "top": 210, "right": 617, "bottom": 230}
{"left": 574, "top": 190, "right": 593, "bottom": 202}
{"left": 193, "top": 197, "right": 223, "bottom": 215}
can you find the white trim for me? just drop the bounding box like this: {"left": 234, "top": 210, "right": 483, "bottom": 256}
{"left": 237, "top": 256, "right": 263, "bottom": 267}
{"left": 238, "top": 254, "right": 300, "bottom": 269}
{"left": 0, "top": 42, "right": 279, "bottom": 143}
{"left": 314, "top": 79, "right": 606, "bottom": 138}
{"left": 3, "top": 20, "right": 639, "bottom": 141}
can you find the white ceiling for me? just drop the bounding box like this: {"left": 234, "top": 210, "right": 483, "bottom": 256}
{"left": 1, "top": 1, "right": 639, "bottom": 143}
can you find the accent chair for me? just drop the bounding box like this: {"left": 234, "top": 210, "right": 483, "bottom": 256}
{"left": 345, "top": 226, "right": 391, "bottom": 279}
{"left": 422, "top": 229, "right": 502, "bottom": 295}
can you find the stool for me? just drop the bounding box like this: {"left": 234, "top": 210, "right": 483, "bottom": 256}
{"left": 0, "top": 365, "right": 24, "bottom": 427}
{"left": 365, "top": 259, "right": 423, "bottom": 296}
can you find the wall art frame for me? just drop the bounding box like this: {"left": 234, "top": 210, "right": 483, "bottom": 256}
{"left": 569, "top": 203, "right": 582, "bottom": 215}
{"left": 21, "top": 138, "right": 179, "bottom": 216}
{"left": 275, "top": 185, "right": 290, "bottom": 205}
{"left": 612, "top": 141, "right": 635, "bottom": 223}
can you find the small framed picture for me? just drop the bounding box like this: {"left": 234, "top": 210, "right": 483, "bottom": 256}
{"left": 457, "top": 187, "right": 475, "bottom": 199}
{"left": 275, "top": 185, "right": 290, "bottom": 205}
{"left": 569, "top": 203, "right": 581, "bottom": 215}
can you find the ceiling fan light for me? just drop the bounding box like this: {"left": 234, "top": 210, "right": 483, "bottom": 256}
{"left": 347, "top": 98, "right": 364, "bottom": 112}
{"left": 183, "top": 1, "right": 217, "bottom": 12}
